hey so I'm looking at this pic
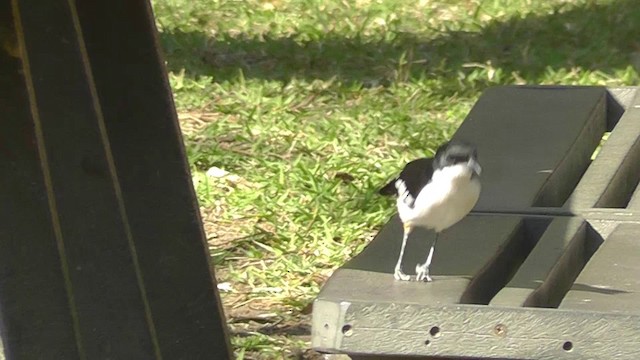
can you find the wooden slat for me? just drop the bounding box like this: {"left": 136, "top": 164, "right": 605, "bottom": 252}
{"left": 73, "top": 1, "right": 231, "bottom": 357}
{"left": 326, "top": 301, "right": 640, "bottom": 359}
{"left": 453, "top": 86, "right": 607, "bottom": 210}
{"left": 338, "top": 216, "right": 524, "bottom": 304}
{"left": 560, "top": 223, "right": 640, "bottom": 314}
{"left": 13, "top": 0, "right": 157, "bottom": 357}
{"left": 0, "top": 4, "right": 79, "bottom": 357}
{"left": 606, "top": 87, "right": 638, "bottom": 128}
{"left": 490, "top": 218, "right": 601, "bottom": 308}
{"left": 566, "top": 89, "right": 640, "bottom": 209}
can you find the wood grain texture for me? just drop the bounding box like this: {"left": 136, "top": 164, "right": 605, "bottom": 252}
{"left": 336, "top": 301, "right": 640, "bottom": 359}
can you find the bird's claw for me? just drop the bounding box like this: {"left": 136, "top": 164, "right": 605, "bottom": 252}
{"left": 394, "top": 267, "right": 410, "bottom": 281}
{"left": 415, "top": 264, "right": 433, "bottom": 282}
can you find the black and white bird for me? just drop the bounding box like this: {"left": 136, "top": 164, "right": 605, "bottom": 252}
{"left": 379, "top": 141, "right": 482, "bottom": 282}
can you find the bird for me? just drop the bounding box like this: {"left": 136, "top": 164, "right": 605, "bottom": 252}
{"left": 379, "top": 141, "right": 482, "bottom": 282}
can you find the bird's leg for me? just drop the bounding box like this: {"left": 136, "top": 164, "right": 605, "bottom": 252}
{"left": 416, "top": 232, "right": 439, "bottom": 282}
{"left": 394, "top": 223, "right": 412, "bottom": 281}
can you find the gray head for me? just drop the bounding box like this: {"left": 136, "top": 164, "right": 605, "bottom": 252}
{"left": 433, "top": 141, "right": 481, "bottom": 176}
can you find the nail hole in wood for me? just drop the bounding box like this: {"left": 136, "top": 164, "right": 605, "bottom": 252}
{"left": 430, "top": 326, "right": 441, "bottom": 337}
{"left": 563, "top": 341, "right": 573, "bottom": 352}
{"left": 341, "top": 324, "right": 353, "bottom": 337}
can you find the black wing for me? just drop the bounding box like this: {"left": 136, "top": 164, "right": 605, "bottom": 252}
{"left": 379, "top": 157, "right": 434, "bottom": 207}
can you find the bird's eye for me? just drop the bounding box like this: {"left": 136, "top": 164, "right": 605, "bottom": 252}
{"left": 449, "top": 155, "right": 469, "bottom": 164}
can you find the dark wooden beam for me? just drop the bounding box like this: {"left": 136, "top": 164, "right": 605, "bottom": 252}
{"left": 0, "top": 0, "right": 231, "bottom": 358}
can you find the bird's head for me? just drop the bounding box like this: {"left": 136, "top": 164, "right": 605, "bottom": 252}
{"left": 433, "top": 141, "right": 481, "bottom": 179}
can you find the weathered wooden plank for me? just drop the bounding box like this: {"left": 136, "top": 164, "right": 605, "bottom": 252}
{"left": 74, "top": 1, "right": 231, "bottom": 357}
{"left": 0, "top": 4, "right": 79, "bottom": 358}
{"left": 560, "top": 224, "right": 640, "bottom": 314}
{"left": 566, "top": 89, "right": 640, "bottom": 209}
{"left": 320, "top": 301, "right": 640, "bottom": 359}
{"left": 333, "top": 216, "right": 525, "bottom": 305}
{"left": 490, "top": 218, "right": 601, "bottom": 308}
{"left": 452, "top": 86, "right": 607, "bottom": 210}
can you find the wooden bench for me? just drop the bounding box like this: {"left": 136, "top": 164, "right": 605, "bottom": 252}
{"left": 1, "top": 1, "right": 230, "bottom": 358}
{"left": 312, "top": 86, "right": 640, "bottom": 359}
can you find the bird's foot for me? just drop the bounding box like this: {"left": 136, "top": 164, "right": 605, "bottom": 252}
{"left": 415, "top": 264, "right": 433, "bottom": 282}
{"left": 394, "top": 267, "right": 410, "bottom": 281}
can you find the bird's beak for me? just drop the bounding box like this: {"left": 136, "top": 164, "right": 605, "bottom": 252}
{"left": 467, "top": 158, "right": 482, "bottom": 176}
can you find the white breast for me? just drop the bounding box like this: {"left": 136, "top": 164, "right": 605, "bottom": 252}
{"left": 396, "top": 164, "right": 481, "bottom": 232}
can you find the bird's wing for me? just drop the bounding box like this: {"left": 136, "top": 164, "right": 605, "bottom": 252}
{"left": 379, "top": 157, "right": 434, "bottom": 208}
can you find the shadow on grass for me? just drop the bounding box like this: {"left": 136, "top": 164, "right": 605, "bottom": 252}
{"left": 159, "top": 0, "right": 640, "bottom": 88}
{"left": 233, "top": 323, "right": 311, "bottom": 337}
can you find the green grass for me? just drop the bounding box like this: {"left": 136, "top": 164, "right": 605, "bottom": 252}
{"left": 151, "top": 0, "right": 640, "bottom": 358}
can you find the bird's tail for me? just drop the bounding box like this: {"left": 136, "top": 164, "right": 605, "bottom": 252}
{"left": 378, "top": 179, "right": 396, "bottom": 196}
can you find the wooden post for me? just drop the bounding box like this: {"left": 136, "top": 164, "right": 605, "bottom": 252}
{"left": 0, "top": 0, "right": 231, "bottom": 358}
